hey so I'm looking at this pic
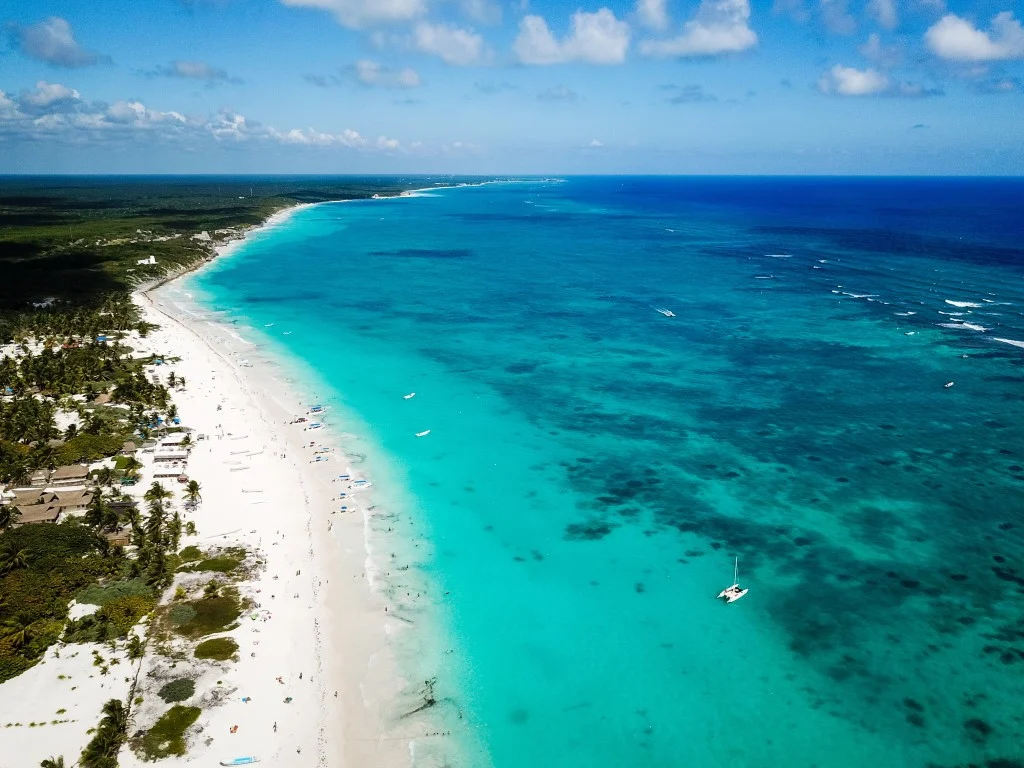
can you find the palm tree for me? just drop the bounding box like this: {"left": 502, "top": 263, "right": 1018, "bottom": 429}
{"left": 167, "top": 371, "right": 177, "bottom": 388}
{"left": 167, "top": 511, "right": 182, "bottom": 551}
{"left": 96, "top": 465, "right": 115, "bottom": 488}
{"left": 122, "top": 455, "right": 142, "bottom": 479}
{"left": 144, "top": 481, "right": 172, "bottom": 504}
{"left": 177, "top": 376, "right": 186, "bottom": 390}
{"left": 185, "top": 480, "right": 202, "bottom": 506}
{"left": 0, "top": 504, "right": 21, "bottom": 532}
{"left": 167, "top": 404, "right": 178, "bottom": 422}
{"left": 40, "top": 756, "right": 66, "bottom": 768}
{"left": 0, "top": 542, "right": 32, "bottom": 574}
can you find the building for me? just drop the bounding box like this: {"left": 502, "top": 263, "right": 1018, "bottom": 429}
{"left": 14, "top": 505, "right": 61, "bottom": 525}
{"left": 50, "top": 465, "right": 90, "bottom": 487}
{"left": 29, "top": 468, "right": 50, "bottom": 487}
{"left": 120, "top": 441, "right": 138, "bottom": 455}
{"left": 154, "top": 450, "right": 189, "bottom": 462}
{"left": 11, "top": 489, "right": 95, "bottom": 524}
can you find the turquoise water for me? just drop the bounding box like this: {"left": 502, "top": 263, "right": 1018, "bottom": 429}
{"left": 188, "top": 178, "right": 1024, "bottom": 767}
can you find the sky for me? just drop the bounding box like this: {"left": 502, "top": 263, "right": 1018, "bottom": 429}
{"left": 1, "top": 0, "right": 1023, "bottom": 174}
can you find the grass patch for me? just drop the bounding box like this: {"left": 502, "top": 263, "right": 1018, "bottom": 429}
{"left": 168, "top": 590, "right": 241, "bottom": 638}
{"left": 135, "top": 705, "right": 201, "bottom": 760}
{"left": 76, "top": 578, "right": 153, "bottom": 607}
{"left": 178, "top": 547, "right": 245, "bottom": 574}
{"left": 177, "top": 546, "right": 202, "bottom": 563}
{"left": 158, "top": 678, "right": 195, "bottom": 703}
{"left": 194, "top": 637, "right": 238, "bottom": 661}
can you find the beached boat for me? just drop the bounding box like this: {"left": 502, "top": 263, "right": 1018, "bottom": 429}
{"left": 717, "top": 557, "right": 748, "bottom": 603}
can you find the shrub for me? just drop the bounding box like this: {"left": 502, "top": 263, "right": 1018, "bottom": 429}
{"left": 167, "top": 604, "right": 197, "bottom": 626}
{"left": 157, "top": 678, "right": 195, "bottom": 703}
{"left": 170, "top": 592, "right": 240, "bottom": 638}
{"left": 76, "top": 579, "right": 153, "bottom": 607}
{"left": 178, "top": 546, "right": 201, "bottom": 562}
{"left": 135, "top": 705, "right": 201, "bottom": 760}
{"left": 98, "top": 594, "right": 155, "bottom": 637}
{"left": 183, "top": 556, "right": 241, "bottom": 574}
{"left": 193, "top": 637, "right": 238, "bottom": 661}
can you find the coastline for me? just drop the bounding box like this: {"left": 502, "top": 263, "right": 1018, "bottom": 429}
{"left": 133, "top": 197, "right": 466, "bottom": 766}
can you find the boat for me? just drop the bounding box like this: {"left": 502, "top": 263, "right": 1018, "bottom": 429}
{"left": 220, "top": 758, "right": 260, "bottom": 766}
{"left": 717, "top": 557, "right": 748, "bottom": 603}
{"left": 416, "top": 429, "right": 431, "bottom": 437}
{"left": 654, "top": 307, "right": 676, "bottom": 317}
{"left": 944, "top": 381, "right": 955, "bottom": 388}
{"left": 403, "top": 392, "right": 416, "bottom": 399}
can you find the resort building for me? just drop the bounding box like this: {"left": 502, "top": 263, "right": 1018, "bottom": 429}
{"left": 50, "top": 465, "right": 90, "bottom": 487}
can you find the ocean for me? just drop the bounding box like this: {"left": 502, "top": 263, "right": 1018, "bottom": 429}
{"left": 183, "top": 177, "right": 1024, "bottom": 767}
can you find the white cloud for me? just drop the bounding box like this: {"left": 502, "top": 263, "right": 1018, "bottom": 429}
{"left": 817, "top": 64, "right": 942, "bottom": 97}
{"left": 514, "top": 8, "right": 631, "bottom": 65}
{"left": 817, "top": 64, "right": 888, "bottom": 94}
{"left": 0, "top": 82, "right": 402, "bottom": 152}
{"left": 641, "top": 0, "right": 757, "bottom": 57}
{"left": 925, "top": 12, "right": 1024, "bottom": 61}
{"left": 587, "top": 138, "right": 604, "bottom": 147}
{"left": 636, "top": 0, "right": 669, "bottom": 31}
{"left": 353, "top": 59, "right": 421, "bottom": 87}
{"left": 20, "top": 81, "right": 81, "bottom": 108}
{"left": 9, "top": 16, "right": 109, "bottom": 68}
{"left": 413, "top": 21, "right": 487, "bottom": 65}
{"left": 459, "top": 0, "right": 502, "bottom": 24}
{"left": 278, "top": 0, "right": 425, "bottom": 28}
{"left": 867, "top": 0, "right": 897, "bottom": 29}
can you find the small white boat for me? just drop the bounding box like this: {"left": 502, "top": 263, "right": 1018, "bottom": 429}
{"left": 944, "top": 381, "right": 955, "bottom": 388}
{"left": 220, "top": 758, "right": 260, "bottom": 766}
{"left": 717, "top": 557, "right": 748, "bottom": 603}
{"left": 655, "top": 307, "right": 676, "bottom": 317}
{"left": 416, "top": 429, "right": 431, "bottom": 437}
{"left": 403, "top": 392, "right": 416, "bottom": 399}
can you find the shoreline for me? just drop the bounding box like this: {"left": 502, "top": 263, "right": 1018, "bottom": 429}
{"left": 133, "top": 194, "right": 466, "bottom": 766}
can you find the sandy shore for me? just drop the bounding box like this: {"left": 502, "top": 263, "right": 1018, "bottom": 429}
{"left": 127, "top": 281, "right": 448, "bottom": 767}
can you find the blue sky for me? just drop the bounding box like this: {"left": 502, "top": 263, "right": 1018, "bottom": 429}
{"left": 1, "top": 0, "right": 1023, "bottom": 173}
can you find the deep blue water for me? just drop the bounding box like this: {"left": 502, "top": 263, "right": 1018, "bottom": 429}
{"left": 187, "top": 177, "right": 1024, "bottom": 767}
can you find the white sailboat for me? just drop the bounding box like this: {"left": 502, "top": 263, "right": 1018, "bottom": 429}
{"left": 717, "top": 557, "right": 748, "bottom": 603}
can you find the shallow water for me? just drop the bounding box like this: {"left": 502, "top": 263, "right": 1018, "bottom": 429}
{"left": 188, "top": 177, "right": 1024, "bottom": 767}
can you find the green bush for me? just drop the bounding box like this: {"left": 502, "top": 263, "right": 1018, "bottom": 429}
{"left": 167, "top": 604, "right": 197, "bottom": 626}
{"left": 170, "top": 592, "right": 241, "bottom": 638}
{"left": 178, "top": 546, "right": 202, "bottom": 562}
{"left": 182, "top": 556, "right": 241, "bottom": 574}
{"left": 76, "top": 578, "right": 153, "bottom": 607}
{"left": 98, "top": 594, "right": 155, "bottom": 636}
{"left": 135, "top": 705, "right": 201, "bottom": 760}
{"left": 157, "top": 678, "right": 195, "bottom": 703}
{"left": 193, "top": 637, "right": 238, "bottom": 661}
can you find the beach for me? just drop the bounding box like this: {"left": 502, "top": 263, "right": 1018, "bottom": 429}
{"left": 128, "top": 252, "right": 451, "bottom": 765}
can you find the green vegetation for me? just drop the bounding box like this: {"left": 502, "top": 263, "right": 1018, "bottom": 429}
{"left": 180, "top": 547, "right": 246, "bottom": 574}
{"left": 194, "top": 637, "right": 238, "bottom": 661}
{"left": 166, "top": 589, "right": 242, "bottom": 638}
{"left": 0, "top": 522, "right": 119, "bottom": 682}
{"left": 0, "top": 177, "right": 427, "bottom": 313}
{"left": 134, "top": 704, "right": 201, "bottom": 760}
{"left": 80, "top": 698, "right": 129, "bottom": 768}
{"left": 76, "top": 578, "right": 153, "bottom": 606}
{"left": 157, "top": 678, "right": 195, "bottom": 703}
{"left": 177, "top": 545, "right": 202, "bottom": 562}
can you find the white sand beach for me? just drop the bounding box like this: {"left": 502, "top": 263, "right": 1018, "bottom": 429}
{"left": 0, "top": 203, "right": 458, "bottom": 768}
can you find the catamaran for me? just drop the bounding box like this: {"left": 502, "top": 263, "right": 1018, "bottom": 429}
{"left": 717, "top": 557, "right": 748, "bottom": 603}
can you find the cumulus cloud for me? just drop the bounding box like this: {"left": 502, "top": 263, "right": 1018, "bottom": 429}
{"left": 0, "top": 82, "right": 402, "bottom": 152}
{"left": 817, "top": 64, "right": 943, "bottom": 97}
{"left": 459, "top": 0, "right": 502, "bottom": 24}
{"left": 278, "top": 0, "right": 425, "bottom": 28}
{"left": 925, "top": 12, "right": 1024, "bottom": 62}
{"left": 586, "top": 138, "right": 604, "bottom": 147}
{"left": 819, "top": 0, "right": 856, "bottom": 34}
{"left": 817, "top": 64, "right": 888, "bottom": 94}
{"left": 8, "top": 16, "right": 110, "bottom": 68}
{"left": 19, "top": 81, "right": 81, "bottom": 109}
{"left": 148, "top": 60, "right": 242, "bottom": 85}
{"left": 514, "top": 8, "right": 631, "bottom": 65}
{"left": 537, "top": 84, "right": 578, "bottom": 101}
{"left": 413, "top": 21, "right": 488, "bottom": 65}
{"left": 351, "top": 59, "right": 421, "bottom": 87}
{"left": 867, "top": 0, "right": 897, "bottom": 29}
{"left": 641, "top": 0, "right": 757, "bottom": 57}
{"left": 636, "top": 0, "right": 670, "bottom": 31}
